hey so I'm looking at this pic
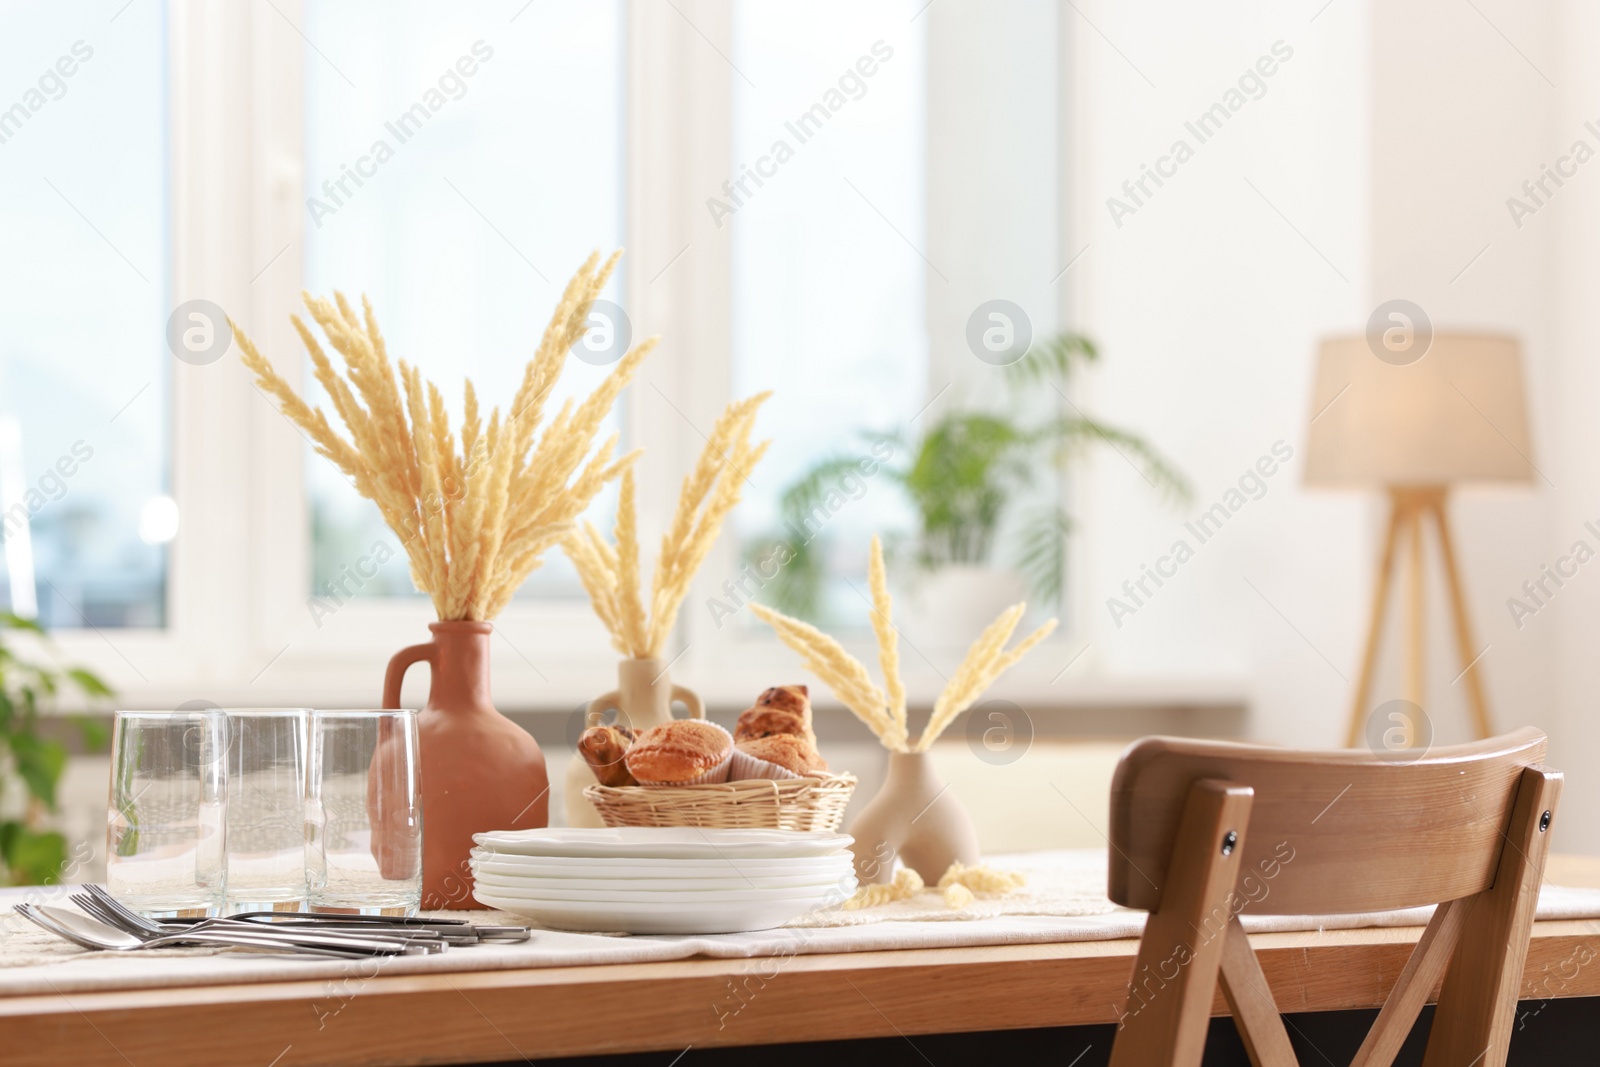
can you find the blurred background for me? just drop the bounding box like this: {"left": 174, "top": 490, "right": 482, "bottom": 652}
{"left": 3, "top": 0, "right": 1596, "bottom": 881}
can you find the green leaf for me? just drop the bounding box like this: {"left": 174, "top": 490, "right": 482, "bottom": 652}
{"left": 0, "top": 615, "right": 114, "bottom": 884}
{"left": 770, "top": 329, "right": 1189, "bottom": 611}
{"left": 1014, "top": 508, "right": 1074, "bottom": 605}
{"left": 0, "top": 613, "right": 46, "bottom": 636}
{"left": 11, "top": 734, "right": 67, "bottom": 809}
{"left": 73, "top": 715, "right": 108, "bottom": 751}
{"left": 904, "top": 414, "right": 1025, "bottom": 565}
{"left": 770, "top": 446, "right": 904, "bottom": 620}
{"left": 748, "top": 534, "right": 825, "bottom": 621}
{"left": 778, "top": 453, "right": 886, "bottom": 525}
{"left": 5, "top": 829, "right": 67, "bottom": 886}
{"left": 1035, "top": 415, "right": 1194, "bottom": 505}
{"left": 66, "top": 667, "right": 113, "bottom": 699}
{"left": 1002, "top": 331, "right": 1099, "bottom": 390}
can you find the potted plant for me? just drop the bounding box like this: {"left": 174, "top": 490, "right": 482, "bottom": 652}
{"left": 0, "top": 612, "right": 111, "bottom": 886}
{"left": 766, "top": 334, "right": 1189, "bottom": 640}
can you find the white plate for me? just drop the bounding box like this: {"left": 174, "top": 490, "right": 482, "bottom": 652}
{"left": 469, "top": 867, "right": 858, "bottom": 897}
{"left": 471, "top": 888, "right": 847, "bottom": 934}
{"left": 472, "top": 827, "right": 854, "bottom": 860}
{"left": 467, "top": 850, "right": 854, "bottom": 880}
{"left": 467, "top": 875, "right": 855, "bottom": 904}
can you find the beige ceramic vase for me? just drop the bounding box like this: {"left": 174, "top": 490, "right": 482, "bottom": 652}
{"left": 564, "top": 657, "right": 705, "bottom": 827}
{"left": 848, "top": 751, "right": 980, "bottom": 885}
{"left": 384, "top": 621, "right": 548, "bottom": 909}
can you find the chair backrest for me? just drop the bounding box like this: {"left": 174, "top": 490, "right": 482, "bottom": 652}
{"left": 1105, "top": 728, "right": 1561, "bottom": 1067}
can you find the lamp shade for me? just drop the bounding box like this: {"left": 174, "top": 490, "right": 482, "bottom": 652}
{"left": 1303, "top": 333, "right": 1534, "bottom": 487}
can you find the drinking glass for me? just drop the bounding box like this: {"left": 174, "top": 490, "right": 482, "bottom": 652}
{"left": 306, "top": 710, "right": 422, "bottom": 914}
{"left": 106, "top": 710, "right": 228, "bottom": 917}
{"left": 224, "top": 709, "right": 310, "bottom": 912}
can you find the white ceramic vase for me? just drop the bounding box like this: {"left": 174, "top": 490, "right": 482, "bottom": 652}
{"left": 848, "top": 750, "right": 980, "bottom": 885}
{"left": 563, "top": 657, "right": 704, "bottom": 828}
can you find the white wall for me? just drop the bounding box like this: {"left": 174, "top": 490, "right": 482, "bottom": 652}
{"left": 1070, "top": 0, "right": 1370, "bottom": 738}
{"left": 1549, "top": 0, "right": 1600, "bottom": 851}
{"left": 1070, "top": 0, "right": 1594, "bottom": 852}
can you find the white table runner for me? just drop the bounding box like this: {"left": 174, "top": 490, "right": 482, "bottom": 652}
{"left": 3, "top": 850, "right": 1597, "bottom": 999}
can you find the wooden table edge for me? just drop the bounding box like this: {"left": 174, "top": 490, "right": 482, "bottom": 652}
{"left": 5, "top": 918, "right": 1600, "bottom": 1066}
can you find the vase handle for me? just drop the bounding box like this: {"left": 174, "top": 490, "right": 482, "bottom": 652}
{"left": 670, "top": 685, "right": 705, "bottom": 720}
{"left": 586, "top": 691, "right": 623, "bottom": 729}
{"left": 383, "top": 642, "right": 435, "bottom": 709}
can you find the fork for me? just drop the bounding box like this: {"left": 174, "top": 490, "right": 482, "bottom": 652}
{"left": 72, "top": 890, "right": 439, "bottom": 954}
{"left": 82, "top": 886, "right": 527, "bottom": 943}
{"left": 12, "top": 904, "right": 401, "bottom": 959}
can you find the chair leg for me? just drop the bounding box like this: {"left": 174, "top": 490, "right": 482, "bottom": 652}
{"left": 1421, "top": 766, "right": 1562, "bottom": 1067}
{"left": 1109, "top": 779, "right": 1255, "bottom": 1067}
{"left": 1218, "top": 916, "right": 1298, "bottom": 1067}
{"left": 1350, "top": 897, "right": 1466, "bottom": 1067}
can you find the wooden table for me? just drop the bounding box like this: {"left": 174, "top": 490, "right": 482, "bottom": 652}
{"left": 5, "top": 857, "right": 1599, "bottom": 1066}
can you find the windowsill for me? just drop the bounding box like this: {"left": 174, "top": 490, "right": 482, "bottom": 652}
{"left": 28, "top": 605, "right": 1249, "bottom": 730}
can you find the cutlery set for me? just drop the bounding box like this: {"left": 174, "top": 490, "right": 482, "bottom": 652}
{"left": 13, "top": 885, "right": 528, "bottom": 958}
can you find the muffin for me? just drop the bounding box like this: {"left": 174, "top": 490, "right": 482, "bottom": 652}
{"left": 624, "top": 720, "right": 734, "bottom": 785}
{"left": 736, "top": 734, "right": 827, "bottom": 776}
{"left": 734, "top": 685, "right": 816, "bottom": 747}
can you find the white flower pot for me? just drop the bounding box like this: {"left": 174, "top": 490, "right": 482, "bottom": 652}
{"left": 903, "top": 565, "right": 1030, "bottom": 648}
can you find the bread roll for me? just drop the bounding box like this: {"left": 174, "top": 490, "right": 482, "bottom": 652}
{"left": 578, "top": 725, "right": 637, "bottom": 787}
{"left": 734, "top": 684, "right": 816, "bottom": 747}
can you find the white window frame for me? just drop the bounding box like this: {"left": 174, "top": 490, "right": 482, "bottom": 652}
{"left": 42, "top": 0, "right": 1116, "bottom": 714}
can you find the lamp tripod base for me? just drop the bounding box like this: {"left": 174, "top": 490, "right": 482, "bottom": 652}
{"left": 1344, "top": 486, "right": 1494, "bottom": 748}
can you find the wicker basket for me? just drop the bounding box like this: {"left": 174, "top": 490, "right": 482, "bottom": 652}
{"left": 583, "top": 773, "right": 857, "bottom": 832}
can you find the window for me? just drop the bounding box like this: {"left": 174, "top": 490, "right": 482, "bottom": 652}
{"left": 301, "top": 0, "right": 625, "bottom": 602}
{"left": 0, "top": 1, "right": 171, "bottom": 629}
{"left": 729, "top": 0, "right": 928, "bottom": 627}
{"left": 11, "top": 0, "right": 1071, "bottom": 704}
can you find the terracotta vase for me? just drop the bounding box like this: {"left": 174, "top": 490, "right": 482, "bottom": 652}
{"left": 563, "top": 657, "right": 704, "bottom": 828}
{"left": 848, "top": 751, "right": 979, "bottom": 885}
{"left": 384, "top": 621, "right": 548, "bottom": 909}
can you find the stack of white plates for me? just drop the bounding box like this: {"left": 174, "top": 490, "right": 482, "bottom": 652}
{"left": 469, "top": 827, "right": 857, "bottom": 934}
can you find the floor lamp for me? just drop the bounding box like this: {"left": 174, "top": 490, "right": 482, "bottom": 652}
{"left": 1304, "top": 333, "right": 1534, "bottom": 747}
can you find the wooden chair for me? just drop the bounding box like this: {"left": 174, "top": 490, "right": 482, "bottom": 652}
{"left": 1105, "top": 727, "right": 1561, "bottom": 1067}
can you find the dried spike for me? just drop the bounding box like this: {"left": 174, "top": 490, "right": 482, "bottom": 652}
{"left": 231, "top": 252, "right": 648, "bottom": 619}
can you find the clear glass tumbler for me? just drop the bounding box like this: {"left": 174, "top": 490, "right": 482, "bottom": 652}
{"left": 106, "top": 709, "right": 228, "bottom": 917}
{"left": 224, "top": 709, "right": 310, "bottom": 912}
{"left": 306, "top": 710, "right": 422, "bottom": 915}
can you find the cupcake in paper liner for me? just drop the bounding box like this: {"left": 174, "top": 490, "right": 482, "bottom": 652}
{"left": 728, "top": 746, "right": 803, "bottom": 781}
{"left": 624, "top": 719, "right": 733, "bottom": 786}
{"left": 731, "top": 735, "right": 827, "bottom": 780}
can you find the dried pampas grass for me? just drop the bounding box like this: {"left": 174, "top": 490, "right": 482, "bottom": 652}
{"left": 750, "top": 537, "right": 1056, "bottom": 751}
{"left": 942, "top": 883, "right": 974, "bottom": 909}
{"left": 938, "top": 862, "right": 1025, "bottom": 895}
{"left": 844, "top": 865, "right": 923, "bottom": 909}
{"left": 563, "top": 393, "right": 770, "bottom": 659}
{"left": 233, "top": 251, "right": 649, "bottom": 620}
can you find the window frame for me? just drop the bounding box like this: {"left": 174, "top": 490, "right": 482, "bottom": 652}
{"left": 41, "top": 0, "right": 1091, "bottom": 712}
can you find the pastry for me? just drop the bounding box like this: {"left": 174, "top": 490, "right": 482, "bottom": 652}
{"left": 754, "top": 684, "right": 808, "bottom": 715}
{"left": 734, "top": 684, "right": 816, "bottom": 747}
{"left": 624, "top": 720, "right": 734, "bottom": 785}
{"left": 735, "top": 734, "right": 827, "bottom": 776}
{"left": 578, "top": 724, "right": 637, "bottom": 787}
